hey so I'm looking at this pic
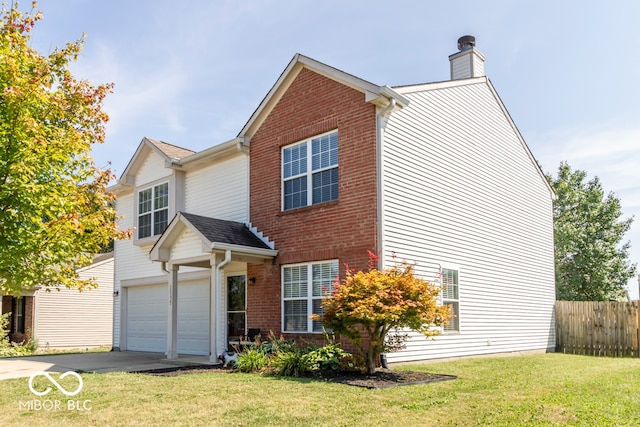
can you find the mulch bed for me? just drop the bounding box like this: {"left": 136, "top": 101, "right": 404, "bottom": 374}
{"left": 135, "top": 365, "right": 456, "bottom": 389}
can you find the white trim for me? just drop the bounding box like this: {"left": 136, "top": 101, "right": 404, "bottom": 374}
{"left": 281, "top": 130, "right": 339, "bottom": 211}
{"left": 224, "top": 271, "right": 248, "bottom": 348}
{"left": 281, "top": 259, "right": 338, "bottom": 334}
{"left": 134, "top": 179, "right": 170, "bottom": 242}
{"left": 440, "top": 264, "right": 461, "bottom": 334}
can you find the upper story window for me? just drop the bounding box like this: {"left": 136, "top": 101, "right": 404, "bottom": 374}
{"left": 441, "top": 267, "right": 460, "bottom": 332}
{"left": 282, "top": 260, "right": 338, "bottom": 333}
{"left": 137, "top": 182, "right": 169, "bottom": 239}
{"left": 282, "top": 131, "right": 338, "bottom": 210}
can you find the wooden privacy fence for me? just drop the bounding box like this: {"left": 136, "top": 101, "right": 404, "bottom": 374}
{"left": 555, "top": 301, "right": 640, "bottom": 357}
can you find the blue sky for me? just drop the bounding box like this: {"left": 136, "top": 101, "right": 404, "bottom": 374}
{"left": 28, "top": 0, "right": 640, "bottom": 298}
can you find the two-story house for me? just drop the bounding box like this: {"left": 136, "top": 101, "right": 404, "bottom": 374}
{"left": 111, "top": 36, "right": 556, "bottom": 363}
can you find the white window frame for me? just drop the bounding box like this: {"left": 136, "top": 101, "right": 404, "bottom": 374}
{"left": 440, "top": 265, "right": 460, "bottom": 333}
{"left": 282, "top": 260, "right": 338, "bottom": 333}
{"left": 281, "top": 130, "right": 339, "bottom": 211}
{"left": 136, "top": 181, "right": 169, "bottom": 240}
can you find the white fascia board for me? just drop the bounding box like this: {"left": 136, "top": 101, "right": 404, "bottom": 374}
{"left": 107, "top": 181, "right": 133, "bottom": 196}
{"left": 210, "top": 242, "right": 278, "bottom": 259}
{"left": 118, "top": 137, "right": 176, "bottom": 184}
{"left": 296, "top": 54, "right": 382, "bottom": 95}
{"left": 178, "top": 138, "right": 244, "bottom": 170}
{"left": 240, "top": 53, "right": 395, "bottom": 139}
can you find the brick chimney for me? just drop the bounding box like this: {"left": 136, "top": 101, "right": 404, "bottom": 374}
{"left": 449, "top": 35, "right": 485, "bottom": 80}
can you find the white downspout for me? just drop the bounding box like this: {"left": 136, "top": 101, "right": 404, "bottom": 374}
{"left": 376, "top": 98, "right": 396, "bottom": 270}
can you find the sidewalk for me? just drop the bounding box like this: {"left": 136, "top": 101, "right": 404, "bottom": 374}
{"left": 0, "top": 351, "right": 212, "bottom": 380}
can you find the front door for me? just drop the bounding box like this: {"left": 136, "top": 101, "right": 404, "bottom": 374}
{"left": 226, "top": 275, "right": 246, "bottom": 348}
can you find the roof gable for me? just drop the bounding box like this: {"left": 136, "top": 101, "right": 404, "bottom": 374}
{"left": 150, "top": 212, "right": 277, "bottom": 263}
{"left": 239, "top": 54, "right": 409, "bottom": 140}
{"left": 118, "top": 137, "right": 195, "bottom": 186}
{"left": 394, "top": 77, "right": 554, "bottom": 199}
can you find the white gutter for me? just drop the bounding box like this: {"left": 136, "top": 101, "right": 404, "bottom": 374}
{"left": 236, "top": 141, "right": 250, "bottom": 156}
{"left": 177, "top": 137, "right": 242, "bottom": 167}
{"left": 210, "top": 242, "right": 278, "bottom": 258}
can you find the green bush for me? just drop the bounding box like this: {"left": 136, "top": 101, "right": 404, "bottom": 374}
{"left": 303, "top": 343, "right": 348, "bottom": 373}
{"left": 258, "top": 333, "right": 296, "bottom": 355}
{"left": 270, "top": 349, "right": 312, "bottom": 377}
{"left": 0, "top": 313, "right": 38, "bottom": 357}
{"left": 236, "top": 348, "right": 269, "bottom": 373}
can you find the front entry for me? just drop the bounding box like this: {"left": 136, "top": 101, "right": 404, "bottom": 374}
{"left": 226, "top": 275, "right": 246, "bottom": 348}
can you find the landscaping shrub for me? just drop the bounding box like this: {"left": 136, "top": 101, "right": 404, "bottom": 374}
{"left": 303, "top": 342, "right": 348, "bottom": 373}
{"left": 270, "top": 348, "right": 313, "bottom": 377}
{"left": 236, "top": 348, "right": 269, "bottom": 373}
{"left": 0, "top": 313, "right": 38, "bottom": 357}
{"left": 257, "top": 332, "right": 296, "bottom": 355}
{"left": 234, "top": 332, "right": 360, "bottom": 378}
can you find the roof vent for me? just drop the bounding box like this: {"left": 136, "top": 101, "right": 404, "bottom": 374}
{"left": 457, "top": 35, "right": 476, "bottom": 51}
{"left": 449, "top": 35, "right": 485, "bottom": 80}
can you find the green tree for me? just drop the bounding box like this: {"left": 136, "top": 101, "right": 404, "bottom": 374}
{"left": 547, "top": 162, "right": 636, "bottom": 301}
{"left": 0, "top": 2, "right": 130, "bottom": 295}
{"left": 316, "top": 252, "right": 451, "bottom": 374}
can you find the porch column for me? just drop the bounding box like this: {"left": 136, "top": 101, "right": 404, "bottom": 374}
{"left": 210, "top": 250, "right": 231, "bottom": 363}
{"left": 209, "top": 256, "right": 218, "bottom": 362}
{"left": 167, "top": 264, "right": 179, "bottom": 360}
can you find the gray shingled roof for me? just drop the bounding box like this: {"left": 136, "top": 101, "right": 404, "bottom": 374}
{"left": 181, "top": 212, "right": 271, "bottom": 250}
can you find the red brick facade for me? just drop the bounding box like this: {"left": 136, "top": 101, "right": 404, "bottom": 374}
{"left": 247, "top": 67, "right": 379, "bottom": 339}
{"left": 1, "top": 295, "right": 34, "bottom": 343}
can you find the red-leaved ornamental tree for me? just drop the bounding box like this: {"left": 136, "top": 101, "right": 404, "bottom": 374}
{"left": 316, "top": 252, "right": 452, "bottom": 374}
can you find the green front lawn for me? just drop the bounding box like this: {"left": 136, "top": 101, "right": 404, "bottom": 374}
{"left": 1, "top": 353, "right": 638, "bottom": 426}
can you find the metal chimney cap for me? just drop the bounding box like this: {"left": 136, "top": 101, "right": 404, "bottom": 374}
{"left": 457, "top": 35, "right": 476, "bottom": 51}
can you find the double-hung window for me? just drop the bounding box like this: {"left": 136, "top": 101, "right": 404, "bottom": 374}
{"left": 282, "top": 260, "right": 338, "bottom": 333}
{"left": 137, "top": 182, "right": 169, "bottom": 239}
{"left": 441, "top": 268, "right": 460, "bottom": 332}
{"left": 282, "top": 131, "right": 338, "bottom": 210}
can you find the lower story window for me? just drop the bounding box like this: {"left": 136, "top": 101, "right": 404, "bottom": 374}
{"left": 12, "top": 297, "right": 26, "bottom": 334}
{"left": 441, "top": 267, "right": 460, "bottom": 332}
{"left": 282, "top": 260, "right": 338, "bottom": 333}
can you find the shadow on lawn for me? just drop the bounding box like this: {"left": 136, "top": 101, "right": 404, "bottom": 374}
{"left": 133, "top": 364, "right": 457, "bottom": 389}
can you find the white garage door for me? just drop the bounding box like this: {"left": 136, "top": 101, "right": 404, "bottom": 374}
{"left": 126, "top": 280, "right": 209, "bottom": 355}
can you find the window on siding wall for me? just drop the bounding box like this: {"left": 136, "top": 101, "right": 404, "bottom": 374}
{"left": 137, "top": 182, "right": 169, "bottom": 239}
{"left": 282, "top": 260, "right": 338, "bottom": 333}
{"left": 442, "top": 268, "right": 460, "bottom": 332}
{"left": 282, "top": 131, "right": 338, "bottom": 210}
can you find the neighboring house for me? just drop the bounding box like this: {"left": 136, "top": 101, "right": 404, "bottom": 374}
{"left": 1, "top": 253, "right": 114, "bottom": 349}
{"left": 111, "top": 36, "right": 556, "bottom": 363}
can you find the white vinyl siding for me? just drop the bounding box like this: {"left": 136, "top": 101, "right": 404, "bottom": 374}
{"left": 380, "top": 80, "right": 556, "bottom": 362}
{"left": 282, "top": 131, "right": 338, "bottom": 210}
{"left": 282, "top": 260, "right": 338, "bottom": 333}
{"left": 136, "top": 150, "right": 171, "bottom": 187}
{"left": 113, "top": 150, "right": 249, "bottom": 350}
{"left": 184, "top": 153, "right": 248, "bottom": 222}
{"left": 33, "top": 258, "right": 113, "bottom": 349}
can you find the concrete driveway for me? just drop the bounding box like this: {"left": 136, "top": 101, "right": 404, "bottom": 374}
{"left": 0, "top": 351, "right": 211, "bottom": 380}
